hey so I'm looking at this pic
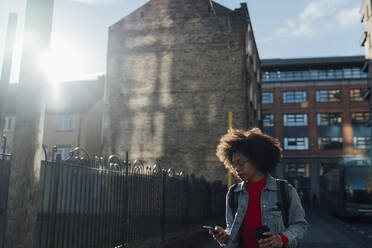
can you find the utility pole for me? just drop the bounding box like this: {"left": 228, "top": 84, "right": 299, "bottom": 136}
{"left": 4, "top": 0, "right": 54, "bottom": 247}
{"left": 0, "top": 13, "right": 18, "bottom": 138}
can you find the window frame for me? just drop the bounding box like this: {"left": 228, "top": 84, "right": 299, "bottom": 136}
{"left": 57, "top": 115, "right": 74, "bottom": 131}
{"left": 316, "top": 89, "right": 341, "bottom": 103}
{"left": 283, "top": 113, "right": 308, "bottom": 126}
{"left": 284, "top": 137, "right": 309, "bottom": 150}
{"left": 262, "top": 92, "right": 274, "bottom": 104}
{"left": 282, "top": 90, "right": 307, "bottom": 103}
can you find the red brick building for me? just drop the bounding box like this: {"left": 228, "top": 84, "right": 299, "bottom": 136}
{"left": 261, "top": 56, "right": 369, "bottom": 205}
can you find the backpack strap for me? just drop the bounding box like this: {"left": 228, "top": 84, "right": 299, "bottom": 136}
{"left": 276, "top": 179, "right": 290, "bottom": 228}
{"left": 228, "top": 183, "right": 239, "bottom": 215}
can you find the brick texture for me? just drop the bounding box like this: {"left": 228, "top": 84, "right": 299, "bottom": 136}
{"left": 104, "top": 0, "right": 256, "bottom": 182}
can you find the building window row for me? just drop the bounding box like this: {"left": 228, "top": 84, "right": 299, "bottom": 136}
{"left": 262, "top": 112, "right": 370, "bottom": 150}
{"left": 262, "top": 88, "right": 367, "bottom": 104}
{"left": 2, "top": 115, "right": 74, "bottom": 132}
{"left": 264, "top": 112, "right": 368, "bottom": 126}
{"left": 262, "top": 67, "right": 367, "bottom": 82}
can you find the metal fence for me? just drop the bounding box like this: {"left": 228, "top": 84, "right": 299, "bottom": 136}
{"left": 0, "top": 148, "right": 226, "bottom": 248}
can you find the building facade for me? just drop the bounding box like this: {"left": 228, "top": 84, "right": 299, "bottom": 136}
{"left": 261, "top": 56, "right": 369, "bottom": 205}
{"left": 1, "top": 78, "right": 104, "bottom": 160}
{"left": 104, "top": 0, "right": 261, "bottom": 182}
{"left": 360, "top": 0, "right": 372, "bottom": 59}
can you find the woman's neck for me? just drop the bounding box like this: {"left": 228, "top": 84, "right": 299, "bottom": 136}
{"left": 246, "top": 172, "right": 266, "bottom": 183}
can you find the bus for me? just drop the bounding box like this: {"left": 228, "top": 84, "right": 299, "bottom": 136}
{"left": 324, "top": 157, "right": 372, "bottom": 218}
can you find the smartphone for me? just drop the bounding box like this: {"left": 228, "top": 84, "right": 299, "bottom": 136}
{"left": 202, "top": 225, "right": 219, "bottom": 234}
{"left": 254, "top": 225, "right": 270, "bottom": 240}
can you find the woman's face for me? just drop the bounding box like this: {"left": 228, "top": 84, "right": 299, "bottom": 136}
{"left": 231, "top": 152, "right": 260, "bottom": 182}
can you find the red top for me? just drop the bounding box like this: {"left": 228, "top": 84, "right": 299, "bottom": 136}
{"left": 239, "top": 176, "right": 288, "bottom": 248}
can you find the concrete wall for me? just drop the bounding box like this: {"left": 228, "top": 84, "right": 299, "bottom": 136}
{"left": 104, "top": 0, "right": 255, "bottom": 182}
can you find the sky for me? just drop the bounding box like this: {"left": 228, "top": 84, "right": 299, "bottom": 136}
{"left": 0, "top": 0, "right": 366, "bottom": 83}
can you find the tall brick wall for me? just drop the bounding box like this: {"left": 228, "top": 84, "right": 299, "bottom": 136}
{"left": 104, "top": 0, "right": 249, "bottom": 182}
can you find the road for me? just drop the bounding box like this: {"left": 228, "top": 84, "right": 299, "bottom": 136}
{"left": 195, "top": 207, "right": 372, "bottom": 248}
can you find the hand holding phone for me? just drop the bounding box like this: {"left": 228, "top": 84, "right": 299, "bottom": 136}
{"left": 254, "top": 225, "right": 271, "bottom": 240}
{"left": 202, "top": 225, "right": 219, "bottom": 234}
{"left": 204, "top": 225, "right": 229, "bottom": 245}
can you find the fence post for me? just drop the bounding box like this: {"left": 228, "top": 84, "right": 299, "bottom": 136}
{"left": 185, "top": 175, "right": 189, "bottom": 236}
{"left": 161, "top": 170, "right": 166, "bottom": 242}
{"left": 49, "top": 154, "right": 61, "bottom": 246}
{"left": 122, "top": 151, "right": 130, "bottom": 243}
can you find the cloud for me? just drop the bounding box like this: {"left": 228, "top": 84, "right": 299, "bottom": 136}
{"left": 299, "top": 0, "right": 351, "bottom": 20}
{"left": 72, "top": 0, "right": 115, "bottom": 5}
{"left": 259, "top": 0, "right": 359, "bottom": 43}
{"left": 277, "top": 21, "right": 313, "bottom": 38}
{"left": 335, "top": 5, "right": 360, "bottom": 29}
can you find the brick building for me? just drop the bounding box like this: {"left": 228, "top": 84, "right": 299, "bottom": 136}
{"left": 261, "top": 56, "right": 369, "bottom": 204}
{"left": 104, "top": 0, "right": 261, "bottom": 182}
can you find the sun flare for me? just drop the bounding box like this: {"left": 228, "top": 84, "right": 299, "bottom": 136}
{"left": 39, "top": 40, "right": 84, "bottom": 83}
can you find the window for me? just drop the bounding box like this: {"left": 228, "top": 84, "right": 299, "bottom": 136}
{"left": 263, "top": 114, "right": 275, "bottom": 136}
{"left": 302, "top": 71, "right": 310, "bottom": 80}
{"left": 317, "top": 113, "right": 342, "bottom": 126}
{"left": 335, "top": 69, "right": 343, "bottom": 78}
{"left": 285, "top": 163, "right": 310, "bottom": 178}
{"left": 318, "top": 70, "right": 327, "bottom": 79}
{"left": 353, "top": 137, "right": 370, "bottom": 150}
{"left": 284, "top": 137, "right": 309, "bottom": 150}
{"left": 283, "top": 91, "right": 307, "bottom": 103}
{"left": 262, "top": 92, "right": 274, "bottom": 104}
{"left": 344, "top": 68, "right": 352, "bottom": 78}
{"left": 317, "top": 113, "right": 343, "bottom": 150}
{"left": 283, "top": 114, "right": 308, "bottom": 126}
{"left": 327, "top": 69, "right": 335, "bottom": 79}
{"left": 352, "top": 112, "right": 370, "bottom": 150}
{"left": 310, "top": 70, "right": 318, "bottom": 79}
{"left": 316, "top": 89, "right": 341, "bottom": 102}
{"left": 3, "top": 117, "right": 12, "bottom": 132}
{"left": 294, "top": 71, "right": 302, "bottom": 80}
{"left": 318, "top": 137, "right": 343, "bottom": 150}
{"left": 352, "top": 112, "right": 370, "bottom": 124}
{"left": 351, "top": 68, "right": 361, "bottom": 78}
{"left": 263, "top": 114, "right": 274, "bottom": 127}
{"left": 56, "top": 147, "right": 71, "bottom": 160}
{"left": 350, "top": 88, "right": 366, "bottom": 102}
{"left": 57, "top": 115, "right": 74, "bottom": 131}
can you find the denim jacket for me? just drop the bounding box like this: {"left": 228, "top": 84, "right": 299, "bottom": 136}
{"left": 221, "top": 174, "right": 308, "bottom": 248}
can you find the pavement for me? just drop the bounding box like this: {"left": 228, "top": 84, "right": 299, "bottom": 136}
{"left": 194, "top": 207, "right": 372, "bottom": 248}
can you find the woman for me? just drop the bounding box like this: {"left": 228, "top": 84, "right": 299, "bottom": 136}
{"left": 209, "top": 128, "right": 308, "bottom": 248}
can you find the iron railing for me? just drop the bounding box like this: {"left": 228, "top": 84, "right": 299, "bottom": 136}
{"left": 0, "top": 148, "right": 226, "bottom": 248}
